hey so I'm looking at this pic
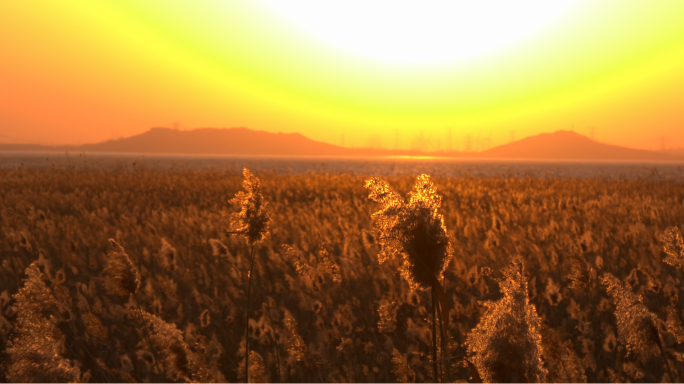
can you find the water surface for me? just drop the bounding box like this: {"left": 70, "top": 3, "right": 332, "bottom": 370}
{"left": 1, "top": 151, "right": 683, "bottom": 180}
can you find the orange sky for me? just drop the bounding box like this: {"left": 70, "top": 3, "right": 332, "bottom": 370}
{"left": 1, "top": 1, "right": 683, "bottom": 151}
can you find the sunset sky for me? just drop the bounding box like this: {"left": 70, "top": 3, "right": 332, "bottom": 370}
{"left": 1, "top": 1, "right": 683, "bottom": 151}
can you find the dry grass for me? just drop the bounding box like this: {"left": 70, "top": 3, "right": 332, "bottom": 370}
{"left": 1, "top": 166, "right": 684, "bottom": 382}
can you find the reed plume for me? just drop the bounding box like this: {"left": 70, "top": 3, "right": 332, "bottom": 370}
{"left": 466, "top": 256, "right": 547, "bottom": 383}
{"left": 225, "top": 168, "right": 271, "bottom": 245}
{"left": 544, "top": 278, "right": 562, "bottom": 306}
{"left": 282, "top": 244, "right": 341, "bottom": 288}
{"left": 138, "top": 310, "right": 213, "bottom": 382}
{"left": 318, "top": 246, "right": 342, "bottom": 283}
{"left": 541, "top": 326, "right": 587, "bottom": 383}
{"left": 601, "top": 272, "right": 673, "bottom": 378}
{"left": 283, "top": 309, "right": 307, "bottom": 364}
{"left": 282, "top": 245, "right": 311, "bottom": 277}
{"left": 159, "top": 238, "right": 178, "bottom": 271}
{"left": 5, "top": 263, "right": 82, "bottom": 383}
{"left": 600, "top": 273, "right": 661, "bottom": 357}
{"left": 101, "top": 239, "right": 140, "bottom": 297}
{"left": 377, "top": 299, "right": 399, "bottom": 333}
{"left": 659, "top": 226, "right": 684, "bottom": 269}
{"left": 566, "top": 249, "right": 594, "bottom": 290}
{"left": 365, "top": 174, "right": 452, "bottom": 290}
{"left": 236, "top": 350, "right": 267, "bottom": 383}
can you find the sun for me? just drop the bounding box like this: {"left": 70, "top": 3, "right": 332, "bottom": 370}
{"left": 258, "top": 0, "right": 580, "bottom": 66}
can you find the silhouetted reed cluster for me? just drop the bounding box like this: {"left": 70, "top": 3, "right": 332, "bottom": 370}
{"left": 1, "top": 165, "right": 684, "bottom": 382}
{"left": 466, "top": 255, "right": 546, "bottom": 383}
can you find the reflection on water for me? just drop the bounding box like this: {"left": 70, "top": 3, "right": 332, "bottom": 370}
{"left": 1, "top": 151, "right": 683, "bottom": 180}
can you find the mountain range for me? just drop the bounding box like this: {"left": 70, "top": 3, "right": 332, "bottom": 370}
{"left": 0, "top": 127, "right": 681, "bottom": 161}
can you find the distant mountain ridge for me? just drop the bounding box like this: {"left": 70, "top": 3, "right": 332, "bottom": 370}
{"left": 77, "top": 127, "right": 351, "bottom": 156}
{"left": 480, "top": 130, "right": 676, "bottom": 161}
{"left": 0, "top": 127, "right": 681, "bottom": 161}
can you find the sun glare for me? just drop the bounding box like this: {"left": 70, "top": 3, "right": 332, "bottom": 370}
{"left": 259, "top": 0, "right": 581, "bottom": 66}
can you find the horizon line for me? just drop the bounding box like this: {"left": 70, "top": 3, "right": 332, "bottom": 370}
{"left": 1, "top": 126, "right": 683, "bottom": 154}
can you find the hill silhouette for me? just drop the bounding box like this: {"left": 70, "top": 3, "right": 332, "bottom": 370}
{"left": 480, "top": 130, "right": 675, "bottom": 161}
{"left": 76, "top": 127, "right": 354, "bottom": 156}
{"left": 0, "top": 128, "right": 680, "bottom": 161}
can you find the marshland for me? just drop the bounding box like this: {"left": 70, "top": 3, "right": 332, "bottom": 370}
{"left": 1, "top": 159, "right": 684, "bottom": 382}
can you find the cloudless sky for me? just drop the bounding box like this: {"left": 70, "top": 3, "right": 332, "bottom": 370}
{"left": 1, "top": 1, "right": 683, "bottom": 151}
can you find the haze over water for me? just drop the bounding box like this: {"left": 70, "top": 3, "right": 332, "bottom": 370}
{"left": 2, "top": 152, "right": 683, "bottom": 180}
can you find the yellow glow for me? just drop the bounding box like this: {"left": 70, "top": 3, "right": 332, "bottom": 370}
{"left": 259, "top": 0, "right": 580, "bottom": 65}
{"left": 381, "top": 156, "right": 450, "bottom": 160}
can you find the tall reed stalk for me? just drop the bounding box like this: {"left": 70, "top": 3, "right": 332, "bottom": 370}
{"left": 431, "top": 287, "right": 439, "bottom": 382}
{"left": 244, "top": 245, "right": 255, "bottom": 382}
{"left": 365, "top": 174, "right": 453, "bottom": 383}
{"left": 225, "top": 168, "right": 271, "bottom": 383}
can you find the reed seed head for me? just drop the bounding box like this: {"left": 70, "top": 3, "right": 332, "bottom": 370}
{"left": 659, "top": 226, "right": 684, "bottom": 269}
{"left": 159, "top": 238, "right": 178, "bottom": 271}
{"left": 237, "top": 350, "right": 267, "bottom": 383}
{"left": 102, "top": 239, "right": 140, "bottom": 297}
{"left": 283, "top": 310, "right": 307, "bottom": 363}
{"left": 282, "top": 244, "right": 310, "bottom": 276}
{"left": 208, "top": 238, "right": 229, "bottom": 257}
{"left": 544, "top": 278, "right": 562, "bottom": 306}
{"left": 138, "top": 310, "right": 195, "bottom": 381}
{"left": 200, "top": 309, "right": 211, "bottom": 328}
{"left": 365, "top": 174, "right": 452, "bottom": 290}
{"left": 567, "top": 250, "right": 594, "bottom": 289}
{"left": 377, "top": 299, "right": 399, "bottom": 333}
{"left": 6, "top": 263, "right": 82, "bottom": 383}
{"left": 601, "top": 272, "right": 661, "bottom": 358}
{"left": 541, "top": 326, "right": 587, "bottom": 383}
{"left": 466, "top": 256, "right": 547, "bottom": 383}
{"left": 319, "top": 246, "right": 342, "bottom": 283}
{"left": 226, "top": 168, "right": 271, "bottom": 245}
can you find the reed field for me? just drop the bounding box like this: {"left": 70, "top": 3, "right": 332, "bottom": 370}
{"left": 2, "top": 164, "right": 684, "bottom": 383}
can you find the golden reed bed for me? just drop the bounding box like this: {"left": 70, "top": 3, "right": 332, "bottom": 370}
{"left": 1, "top": 167, "right": 684, "bottom": 382}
